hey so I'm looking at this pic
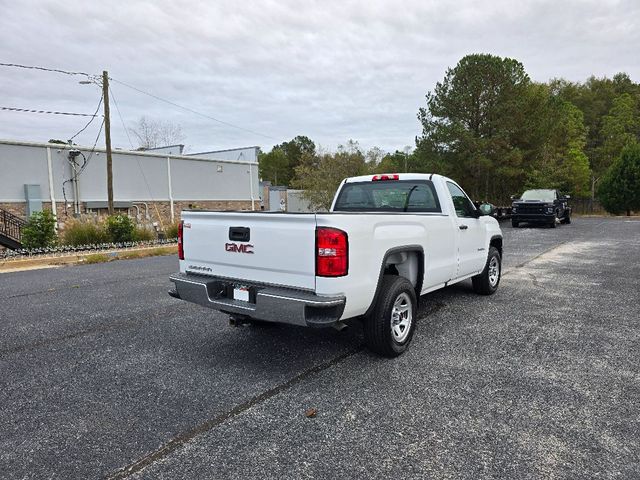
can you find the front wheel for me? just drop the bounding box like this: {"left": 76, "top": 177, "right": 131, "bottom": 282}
{"left": 472, "top": 246, "right": 501, "bottom": 295}
{"left": 364, "top": 275, "right": 417, "bottom": 357}
{"left": 511, "top": 219, "right": 519, "bottom": 228}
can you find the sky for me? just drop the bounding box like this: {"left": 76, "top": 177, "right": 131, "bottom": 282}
{"left": 1, "top": 0, "right": 639, "bottom": 154}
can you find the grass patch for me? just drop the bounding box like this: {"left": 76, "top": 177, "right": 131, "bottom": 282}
{"left": 83, "top": 253, "right": 111, "bottom": 264}
{"left": 79, "top": 246, "right": 176, "bottom": 266}
{"left": 119, "top": 247, "right": 175, "bottom": 259}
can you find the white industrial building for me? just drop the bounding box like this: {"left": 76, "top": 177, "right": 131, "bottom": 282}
{"left": 0, "top": 139, "right": 260, "bottom": 248}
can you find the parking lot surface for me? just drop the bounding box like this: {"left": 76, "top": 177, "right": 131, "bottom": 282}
{"left": 1, "top": 217, "right": 638, "bottom": 479}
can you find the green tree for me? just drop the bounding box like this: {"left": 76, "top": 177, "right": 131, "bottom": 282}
{"left": 417, "top": 53, "right": 537, "bottom": 201}
{"left": 292, "top": 140, "right": 371, "bottom": 210}
{"left": 374, "top": 151, "right": 406, "bottom": 174}
{"left": 526, "top": 98, "right": 591, "bottom": 196}
{"left": 552, "top": 73, "right": 640, "bottom": 200}
{"left": 259, "top": 135, "right": 316, "bottom": 186}
{"left": 599, "top": 93, "right": 640, "bottom": 173}
{"left": 598, "top": 143, "right": 640, "bottom": 215}
{"left": 21, "top": 210, "right": 57, "bottom": 249}
{"left": 259, "top": 148, "right": 289, "bottom": 185}
{"left": 277, "top": 135, "right": 316, "bottom": 165}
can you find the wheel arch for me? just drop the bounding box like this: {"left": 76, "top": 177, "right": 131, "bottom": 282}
{"left": 363, "top": 245, "right": 424, "bottom": 318}
{"left": 489, "top": 235, "right": 503, "bottom": 258}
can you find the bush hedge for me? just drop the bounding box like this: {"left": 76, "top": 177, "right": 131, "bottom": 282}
{"left": 59, "top": 215, "right": 157, "bottom": 246}
{"left": 21, "top": 210, "right": 58, "bottom": 249}
{"left": 105, "top": 215, "right": 136, "bottom": 242}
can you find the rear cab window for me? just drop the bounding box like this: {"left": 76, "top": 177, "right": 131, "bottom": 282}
{"left": 333, "top": 180, "right": 441, "bottom": 212}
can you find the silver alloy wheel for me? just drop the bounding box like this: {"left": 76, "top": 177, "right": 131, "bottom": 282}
{"left": 391, "top": 292, "right": 412, "bottom": 342}
{"left": 488, "top": 255, "right": 500, "bottom": 287}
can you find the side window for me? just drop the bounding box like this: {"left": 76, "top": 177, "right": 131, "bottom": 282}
{"left": 446, "top": 182, "right": 476, "bottom": 218}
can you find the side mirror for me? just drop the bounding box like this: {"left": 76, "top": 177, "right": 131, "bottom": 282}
{"left": 479, "top": 203, "right": 495, "bottom": 216}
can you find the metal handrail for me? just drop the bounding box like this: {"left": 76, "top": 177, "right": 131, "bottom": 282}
{"left": 0, "top": 208, "right": 27, "bottom": 242}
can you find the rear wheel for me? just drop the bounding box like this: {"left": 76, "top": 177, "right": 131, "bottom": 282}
{"left": 511, "top": 219, "right": 519, "bottom": 228}
{"left": 364, "top": 275, "right": 417, "bottom": 357}
{"left": 472, "top": 246, "right": 501, "bottom": 295}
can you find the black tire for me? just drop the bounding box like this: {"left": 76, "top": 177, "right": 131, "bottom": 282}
{"left": 511, "top": 219, "right": 519, "bottom": 228}
{"left": 472, "top": 246, "right": 501, "bottom": 295}
{"left": 364, "top": 275, "right": 417, "bottom": 357}
{"left": 549, "top": 218, "right": 557, "bottom": 228}
{"left": 562, "top": 213, "right": 571, "bottom": 224}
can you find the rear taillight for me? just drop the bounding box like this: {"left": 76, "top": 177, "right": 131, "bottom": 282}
{"left": 372, "top": 174, "right": 399, "bottom": 181}
{"left": 316, "top": 227, "right": 348, "bottom": 277}
{"left": 178, "top": 221, "right": 184, "bottom": 260}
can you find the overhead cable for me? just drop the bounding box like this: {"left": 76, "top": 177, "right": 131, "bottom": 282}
{"left": 110, "top": 77, "right": 278, "bottom": 141}
{"left": 69, "top": 96, "right": 104, "bottom": 141}
{"left": 0, "top": 62, "right": 90, "bottom": 76}
{"left": 1, "top": 106, "right": 98, "bottom": 117}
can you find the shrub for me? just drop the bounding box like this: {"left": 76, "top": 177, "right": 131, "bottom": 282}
{"left": 164, "top": 222, "right": 179, "bottom": 239}
{"left": 133, "top": 226, "right": 155, "bottom": 241}
{"left": 105, "top": 214, "right": 135, "bottom": 242}
{"left": 21, "top": 210, "right": 57, "bottom": 249}
{"left": 62, "top": 220, "right": 109, "bottom": 246}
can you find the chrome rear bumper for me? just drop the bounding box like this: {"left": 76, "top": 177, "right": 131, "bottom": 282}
{"left": 169, "top": 273, "right": 346, "bottom": 327}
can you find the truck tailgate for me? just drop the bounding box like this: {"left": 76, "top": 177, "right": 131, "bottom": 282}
{"left": 181, "top": 211, "right": 318, "bottom": 291}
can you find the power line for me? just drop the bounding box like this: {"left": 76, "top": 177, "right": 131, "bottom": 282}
{"left": 109, "top": 86, "right": 134, "bottom": 149}
{"left": 109, "top": 77, "right": 278, "bottom": 141}
{"left": 61, "top": 117, "right": 105, "bottom": 213}
{"left": 69, "top": 96, "right": 103, "bottom": 141}
{"left": 0, "top": 62, "right": 90, "bottom": 76}
{"left": 1, "top": 62, "right": 277, "bottom": 141}
{"left": 78, "top": 118, "right": 105, "bottom": 176}
{"left": 109, "top": 85, "right": 164, "bottom": 227}
{"left": 1, "top": 106, "right": 98, "bottom": 117}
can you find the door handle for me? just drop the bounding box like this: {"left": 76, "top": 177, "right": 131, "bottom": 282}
{"left": 229, "top": 226, "right": 250, "bottom": 242}
{"left": 459, "top": 225, "right": 468, "bottom": 230}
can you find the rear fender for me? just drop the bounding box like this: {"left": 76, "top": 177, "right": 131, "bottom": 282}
{"left": 363, "top": 245, "right": 424, "bottom": 318}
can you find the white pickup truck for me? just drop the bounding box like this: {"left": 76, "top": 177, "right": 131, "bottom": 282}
{"left": 169, "top": 173, "right": 503, "bottom": 356}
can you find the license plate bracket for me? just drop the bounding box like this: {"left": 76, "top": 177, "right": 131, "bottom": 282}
{"left": 233, "top": 285, "right": 251, "bottom": 302}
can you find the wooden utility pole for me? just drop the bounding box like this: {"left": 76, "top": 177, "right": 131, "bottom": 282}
{"left": 102, "top": 70, "right": 114, "bottom": 215}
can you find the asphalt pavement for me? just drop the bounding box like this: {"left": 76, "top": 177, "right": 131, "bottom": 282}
{"left": 0, "top": 217, "right": 638, "bottom": 479}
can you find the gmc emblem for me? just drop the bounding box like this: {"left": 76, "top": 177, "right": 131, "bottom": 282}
{"left": 225, "top": 243, "right": 254, "bottom": 254}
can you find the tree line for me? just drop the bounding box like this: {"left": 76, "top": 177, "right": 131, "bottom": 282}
{"left": 259, "top": 53, "right": 640, "bottom": 213}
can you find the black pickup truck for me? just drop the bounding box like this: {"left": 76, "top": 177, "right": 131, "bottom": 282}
{"left": 511, "top": 189, "right": 571, "bottom": 228}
